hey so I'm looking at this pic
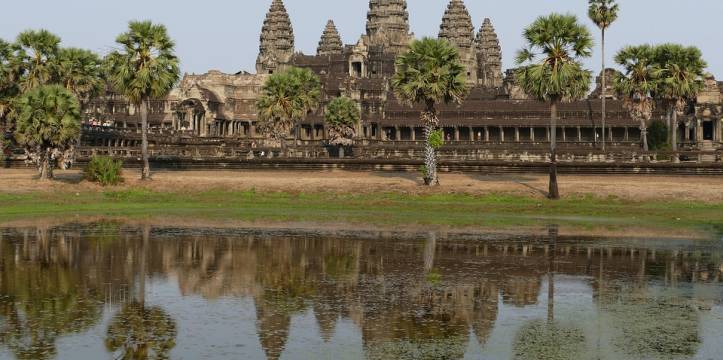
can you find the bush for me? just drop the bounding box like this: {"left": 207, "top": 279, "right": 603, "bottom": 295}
{"left": 84, "top": 156, "right": 123, "bottom": 186}
{"left": 647, "top": 120, "right": 669, "bottom": 151}
{"left": 428, "top": 129, "right": 444, "bottom": 150}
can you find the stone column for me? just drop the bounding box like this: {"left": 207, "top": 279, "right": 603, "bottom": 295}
{"left": 609, "top": 127, "right": 614, "bottom": 143}
{"left": 500, "top": 127, "right": 505, "bottom": 142}
{"left": 577, "top": 126, "right": 582, "bottom": 142}
{"left": 546, "top": 127, "right": 550, "bottom": 142}
{"left": 484, "top": 127, "right": 489, "bottom": 142}
{"left": 395, "top": 126, "right": 401, "bottom": 141}
{"left": 561, "top": 126, "right": 566, "bottom": 142}
{"left": 697, "top": 119, "right": 703, "bottom": 143}
{"left": 411, "top": 127, "right": 416, "bottom": 141}
{"left": 454, "top": 127, "right": 460, "bottom": 141}
{"left": 469, "top": 127, "right": 474, "bottom": 141}
{"left": 530, "top": 127, "right": 535, "bottom": 142}
{"left": 515, "top": 127, "right": 520, "bottom": 142}
{"left": 624, "top": 127, "right": 629, "bottom": 141}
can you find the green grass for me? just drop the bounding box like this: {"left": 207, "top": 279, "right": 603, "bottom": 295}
{"left": 1, "top": 188, "right": 722, "bottom": 234}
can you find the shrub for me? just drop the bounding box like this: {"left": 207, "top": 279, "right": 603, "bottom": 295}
{"left": 428, "top": 129, "right": 444, "bottom": 150}
{"left": 84, "top": 156, "right": 123, "bottom": 186}
{"left": 647, "top": 120, "right": 669, "bottom": 151}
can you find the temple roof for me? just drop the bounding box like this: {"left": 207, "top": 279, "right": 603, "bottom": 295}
{"left": 366, "top": 0, "right": 412, "bottom": 53}
{"left": 438, "top": 0, "right": 475, "bottom": 51}
{"left": 476, "top": 18, "right": 501, "bottom": 65}
{"left": 317, "top": 20, "right": 343, "bottom": 56}
{"left": 257, "top": 0, "right": 295, "bottom": 65}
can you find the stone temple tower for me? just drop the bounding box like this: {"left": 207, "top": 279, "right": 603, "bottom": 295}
{"left": 317, "top": 20, "right": 343, "bottom": 56}
{"left": 365, "top": 0, "right": 413, "bottom": 54}
{"left": 256, "top": 0, "right": 295, "bottom": 74}
{"left": 476, "top": 18, "right": 503, "bottom": 88}
{"left": 438, "top": 0, "right": 477, "bottom": 85}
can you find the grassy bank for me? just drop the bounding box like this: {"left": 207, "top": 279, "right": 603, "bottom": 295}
{"left": 1, "top": 188, "right": 721, "bottom": 234}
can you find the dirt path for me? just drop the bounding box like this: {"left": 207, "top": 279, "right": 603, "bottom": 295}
{"left": 1, "top": 168, "right": 722, "bottom": 202}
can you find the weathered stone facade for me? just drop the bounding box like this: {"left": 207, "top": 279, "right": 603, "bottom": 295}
{"left": 83, "top": 0, "right": 723, "bottom": 153}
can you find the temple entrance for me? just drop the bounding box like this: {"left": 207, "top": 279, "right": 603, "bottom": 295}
{"left": 703, "top": 121, "right": 713, "bottom": 141}
{"left": 175, "top": 99, "right": 206, "bottom": 136}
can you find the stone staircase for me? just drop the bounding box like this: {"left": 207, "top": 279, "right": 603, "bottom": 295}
{"left": 701, "top": 140, "right": 716, "bottom": 162}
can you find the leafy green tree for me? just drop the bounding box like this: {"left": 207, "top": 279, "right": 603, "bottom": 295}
{"left": 392, "top": 38, "right": 468, "bottom": 186}
{"left": 14, "top": 29, "right": 61, "bottom": 92}
{"left": 105, "top": 21, "right": 180, "bottom": 180}
{"left": 0, "top": 38, "right": 19, "bottom": 153}
{"left": 515, "top": 14, "right": 593, "bottom": 199}
{"left": 325, "top": 96, "right": 360, "bottom": 147}
{"left": 614, "top": 45, "right": 659, "bottom": 153}
{"left": 256, "top": 67, "right": 321, "bottom": 150}
{"left": 13, "top": 85, "right": 81, "bottom": 180}
{"left": 588, "top": 0, "right": 619, "bottom": 151}
{"left": 647, "top": 119, "right": 669, "bottom": 151}
{"left": 652, "top": 44, "right": 706, "bottom": 153}
{"left": 56, "top": 47, "right": 104, "bottom": 110}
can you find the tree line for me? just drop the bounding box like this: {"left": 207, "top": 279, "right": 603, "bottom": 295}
{"left": 0, "top": 21, "right": 179, "bottom": 180}
{"left": 1, "top": 0, "right": 710, "bottom": 200}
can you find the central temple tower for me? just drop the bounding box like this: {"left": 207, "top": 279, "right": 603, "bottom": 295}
{"left": 365, "top": 0, "right": 413, "bottom": 54}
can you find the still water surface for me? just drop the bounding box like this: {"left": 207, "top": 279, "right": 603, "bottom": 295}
{"left": 0, "top": 224, "right": 721, "bottom": 360}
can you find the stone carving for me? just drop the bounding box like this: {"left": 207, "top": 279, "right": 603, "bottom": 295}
{"left": 476, "top": 18, "right": 503, "bottom": 88}
{"left": 317, "top": 20, "right": 343, "bottom": 56}
{"left": 590, "top": 68, "right": 621, "bottom": 100}
{"left": 438, "top": 0, "right": 476, "bottom": 84}
{"left": 256, "top": 0, "right": 295, "bottom": 74}
{"left": 365, "top": 0, "right": 413, "bottom": 54}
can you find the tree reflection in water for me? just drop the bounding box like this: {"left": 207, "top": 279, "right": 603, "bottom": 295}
{"left": 0, "top": 223, "right": 720, "bottom": 359}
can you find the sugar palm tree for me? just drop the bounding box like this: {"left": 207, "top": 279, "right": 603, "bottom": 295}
{"left": 13, "top": 85, "right": 81, "bottom": 180}
{"left": 15, "top": 29, "right": 61, "bottom": 92}
{"left": 515, "top": 14, "right": 593, "bottom": 199}
{"left": 392, "top": 38, "right": 468, "bottom": 186}
{"left": 56, "top": 47, "right": 104, "bottom": 111}
{"left": 105, "top": 21, "right": 180, "bottom": 180}
{"left": 324, "top": 96, "right": 360, "bottom": 149}
{"left": 614, "top": 45, "right": 659, "bottom": 154}
{"left": 652, "top": 44, "right": 706, "bottom": 154}
{"left": 0, "top": 38, "right": 18, "bottom": 122}
{"left": 588, "top": 0, "right": 619, "bottom": 151}
{"left": 255, "top": 67, "right": 321, "bottom": 151}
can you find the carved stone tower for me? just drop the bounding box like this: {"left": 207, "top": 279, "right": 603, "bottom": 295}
{"left": 256, "top": 0, "right": 295, "bottom": 74}
{"left": 365, "top": 0, "right": 413, "bottom": 54}
{"left": 317, "top": 20, "right": 343, "bottom": 56}
{"left": 476, "top": 18, "right": 503, "bottom": 88}
{"left": 438, "top": 0, "right": 477, "bottom": 85}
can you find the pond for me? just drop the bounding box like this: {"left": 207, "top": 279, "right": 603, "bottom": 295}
{"left": 0, "top": 223, "right": 721, "bottom": 360}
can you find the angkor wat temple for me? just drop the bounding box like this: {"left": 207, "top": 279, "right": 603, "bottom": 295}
{"left": 81, "top": 0, "right": 723, "bottom": 164}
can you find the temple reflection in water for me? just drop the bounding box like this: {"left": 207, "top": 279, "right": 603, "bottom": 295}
{"left": 0, "top": 224, "right": 721, "bottom": 359}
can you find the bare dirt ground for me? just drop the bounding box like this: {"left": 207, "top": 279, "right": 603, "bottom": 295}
{"left": 2, "top": 168, "right": 722, "bottom": 202}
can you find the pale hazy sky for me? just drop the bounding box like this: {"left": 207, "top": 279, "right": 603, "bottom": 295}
{"left": 3, "top": 0, "right": 722, "bottom": 77}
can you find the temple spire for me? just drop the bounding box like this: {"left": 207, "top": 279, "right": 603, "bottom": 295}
{"left": 256, "top": 0, "right": 295, "bottom": 74}
{"left": 476, "top": 18, "right": 503, "bottom": 88}
{"left": 365, "top": 0, "right": 412, "bottom": 54}
{"left": 438, "top": 0, "right": 476, "bottom": 83}
{"left": 317, "top": 20, "right": 343, "bottom": 56}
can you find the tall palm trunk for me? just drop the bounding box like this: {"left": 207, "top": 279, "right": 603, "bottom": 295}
{"left": 139, "top": 98, "right": 150, "bottom": 180}
{"left": 39, "top": 147, "right": 52, "bottom": 180}
{"left": 422, "top": 102, "right": 439, "bottom": 186}
{"left": 548, "top": 100, "right": 560, "bottom": 199}
{"left": 601, "top": 29, "right": 607, "bottom": 151}
{"left": 671, "top": 105, "right": 678, "bottom": 152}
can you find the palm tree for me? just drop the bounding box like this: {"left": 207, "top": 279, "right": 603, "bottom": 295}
{"left": 324, "top": 96, "right": 360, "bottom": 153}
{"left": 614, "top": 45, "right": 659, "bottom": 154}
{"left": 515, "top": 14, "right": 593, "bottom": 199}
{"left": 392, "top": 38, "right": 468, "bottom": 186}
{"left": 15, "top": 29, "right": 61, "bottom": 92}
{"left": 105, "top": 21, "right": 180, "bottom": 180}
{"left": 56, "top": 47, "right": 104, "bottom": 111}
{"left": 0, "top": 38, "right": 18, "bottom": 123}
{"left": 13, "top": 85, "right": 81, "bottom": 180}
{"left": 652, "top": 44, "right": 706, "bottom": 154}
{"left": 588, "top": 0, "right": 619, "bottom": 151}
{"left": 255, "top": 67, "right": 321, "bottom": 151}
